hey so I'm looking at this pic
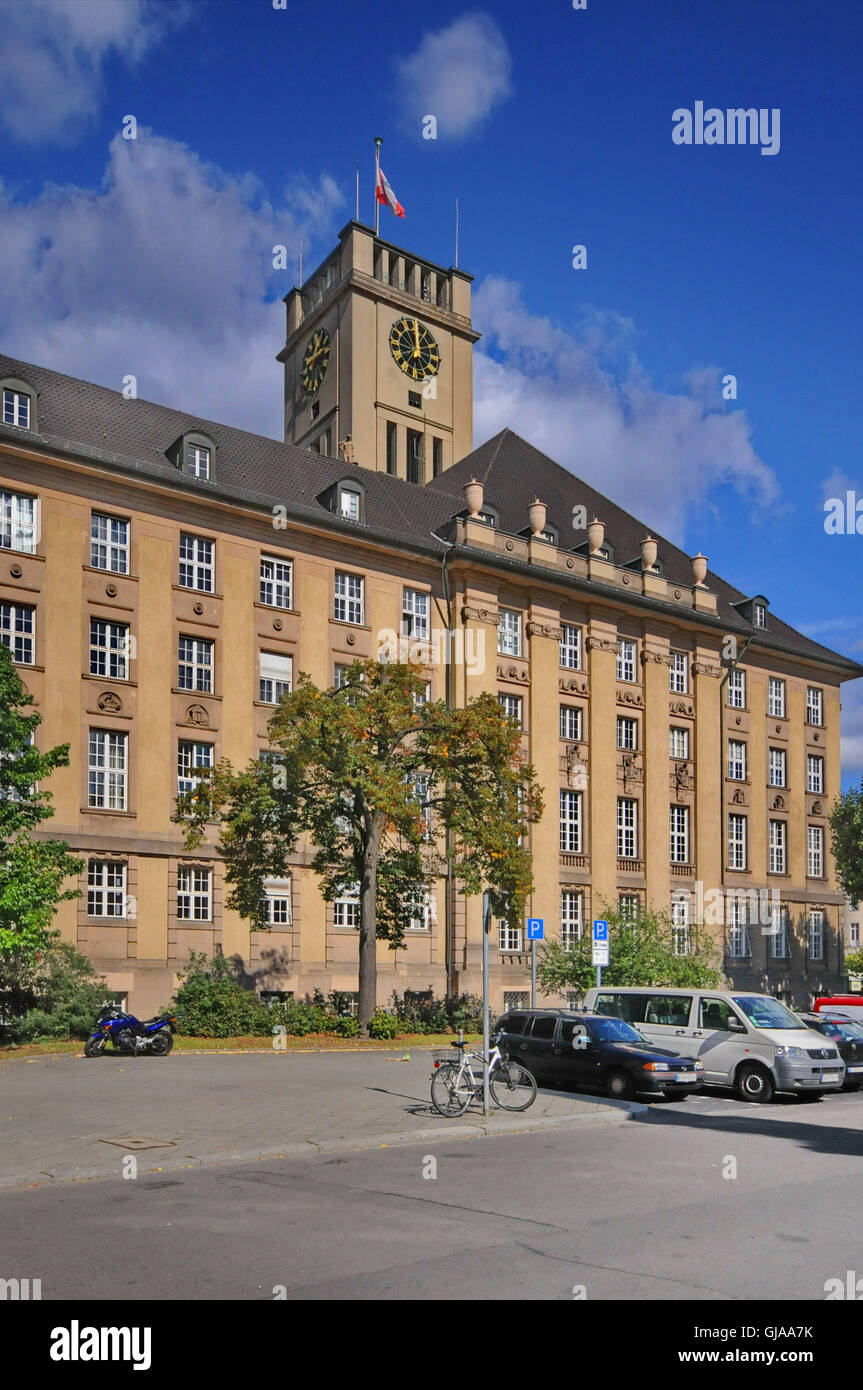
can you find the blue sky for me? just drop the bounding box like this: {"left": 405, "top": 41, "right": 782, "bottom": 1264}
{"left": 1, "top": 0, "right": 861, "bottom": 778}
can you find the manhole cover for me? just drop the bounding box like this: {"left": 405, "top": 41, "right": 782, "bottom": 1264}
{"left": 98, "top": 1135, "right": 177, "bottom": 1151}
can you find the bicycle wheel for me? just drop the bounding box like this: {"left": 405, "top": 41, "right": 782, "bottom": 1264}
{"left": 430, "top": 1062, "right": 472, "bottom": 1117}
{"left": 490, "top": 1061, "right": 537, "bottom": 1111}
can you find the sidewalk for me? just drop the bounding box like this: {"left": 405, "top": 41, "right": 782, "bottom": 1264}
{"left": 0, "top": 1050, "right": 645, "bottom": 1188}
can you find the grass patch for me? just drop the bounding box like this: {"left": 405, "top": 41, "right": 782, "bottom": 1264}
{"left": 0, "top": 1031, "right": 483, "bottom": 1060}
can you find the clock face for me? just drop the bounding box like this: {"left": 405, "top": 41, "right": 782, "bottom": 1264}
{"left": 389, "top": 316, "right": 440, "bottom": 382}
{"left": 301, "top": 327, "right": 331, "bottom": 395}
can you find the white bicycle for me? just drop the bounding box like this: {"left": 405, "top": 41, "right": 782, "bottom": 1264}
{"left": 430, "top": 1036, "right": 537, "bottom": 1116}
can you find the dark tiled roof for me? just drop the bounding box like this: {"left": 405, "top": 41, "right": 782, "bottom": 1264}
{"left": 1, "top": 354, "right": 859, "bottom": 676}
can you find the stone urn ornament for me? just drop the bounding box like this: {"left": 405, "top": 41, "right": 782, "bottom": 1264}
{"left": 464, "top": 478, "right": 484, "bottom": 517}
{"left": 587, "top": 517, "right": 605, "bottom": 554}
{"left": 640, "top": 535, "right": 658, "bottom": 570}
{"left": 528, "top": 498, "right": 547, "bottom": 537}
{"left": 691, "top": 552, "right": 709, "bottom": 588}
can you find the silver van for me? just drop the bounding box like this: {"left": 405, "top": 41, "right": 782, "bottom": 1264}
{"left": 582, "top": 986, "right": 845, "bottom": 1102}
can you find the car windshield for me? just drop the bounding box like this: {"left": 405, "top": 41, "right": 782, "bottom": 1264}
{"left": 585, "top": 1017, "right": 646, "bottom": 1044}
{"left": 732, "top": 995, "right": 802, "bottom": 1030}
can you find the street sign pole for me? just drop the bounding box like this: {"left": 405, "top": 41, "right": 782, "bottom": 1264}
{"left": 482, "top": 890, "right": 490, "bottom": 1117}
{"left": 531, "top": 939, "right": 536, "bottom": 1009}
{"left": 526, "top": 919, "right": 544, "bottom": 1010}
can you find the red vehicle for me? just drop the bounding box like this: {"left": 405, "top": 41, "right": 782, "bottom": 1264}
{"left": 813, "top": 995, "right": 863, "bottom": 1022}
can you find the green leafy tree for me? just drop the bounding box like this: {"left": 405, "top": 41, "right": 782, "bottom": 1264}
{"left": 844, "top": 949, "right": 863, "bottom": 977}
{"left": 535, "top": 902, "right": 720, "bottom": 1002}
{"left": 829, "top": 781, "right": 863, "bottom": 904}
{"left": 0, "top": 644, "right": 82, "bottom": 960}
{"left": 177, "top": 659, "right": 541, "bottom": 1035}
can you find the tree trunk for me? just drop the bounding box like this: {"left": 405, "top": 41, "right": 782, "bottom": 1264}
{"left": 358, "top": 815, "right": 383, "bottom": 1037}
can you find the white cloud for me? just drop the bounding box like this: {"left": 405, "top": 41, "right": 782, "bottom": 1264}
{"left": 0, "top": 0, "right": 189, "bottom": 143}
{"left": 472, "top": 276, "right": 781, "bottom": 542}
{"left": 395, "top": 12, "right": 512, "bottom": 139}
{"left": 0, "top": 132, "right": 345, "bottom": 435}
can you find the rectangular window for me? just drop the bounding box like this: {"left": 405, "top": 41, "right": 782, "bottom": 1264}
{"left": 334, "top": 571, "right": 364, "bottom": 625}
{"left": 432, "top": 437, "right": 443, "bottom": 478}
{"left": 754, "top": 603, "right": 767, "bottom": 629}
{"left": 88, "top": 730, "right": 127, "bottom": 810}
{"left": 616, "top": 639, "right": 636, "bottom": 683}
{"left": 386, "top": 422, "right": 398, "bottom": 475}
{"left": 177, "top": 740, "right": 213, "bottom": 797}
{"left": 498, "top": 693, "right": 522, "bottom": 726}
{"left": 497, "top": 608, "right": 522, "bottom": 657}
{"left": 177, "top": 866, "right": 212, "bottom": 922}
{"left": 2, "top": 389, "right": 30, "bottom": 428}
{"left": 0, "top": 602, "right": 35, "bottom": 665}
{"left": 259, "top": 555, "right": 292, "bottom": 609}
{"left": 728, "top": 668, "right": 746, "bottom": 709}
{"left": 559, "top": 624, "right": 582, "bottom": 670}
{"left": 669, "top": 805, "right": 690, "bottom": 864}
{"left": 727, "top": 739, "right": 746, "bottom": 781}
{"left": 560, "top": 890, "right": 583, "bottom": 948}
{"left": 264, "top": 877, "right": 292, "bottom": 927}
{"left": 808, "top": 825, "right": 824, "bottom": 878}
{"left": 670, "top": 896, "right": 691, "bottom": 956}
{"left": 0, "top": 491, "right": 37, "bottom": 553}
{"left": 90, "top": 513, "right": 129, "bottom": 574}
{"left": 728, "top": 814, "right": 747, "bottom": 870}
{"left": 768, "top": 677, "right": 786, "bottom": 719}
{"left": 669, "top": 652, "right": 688, "bottom": 694}
{"left": 807, "top": 755, "right": 824, "bottom": 794}
{"left": 402, "top": 588, "right": 429, "bottom": 640}
{"left": 559, "top": 790, "right": 582, "bottom": 853}
{"left": 338, "top": 486, "right": 361, "bottom": 520}
{"left": 808, "top": 910, "right": 824, "bottom": 961}
{"left": 259, "top": 651, "right": 293, "bottom": 704}
{"left": 616, "top": 716, "right": 637, "bottom": 751}
{"left": 334, "top": 886, "right": 360, "bottom": 928}
{"left": 87, "top": 860, "right": 127, "bottom": 918}
{"left": 559, "top": 705, "right": 583, "bottom": 742}
{"left": 768, "top": 747, "right": 786, "bottom": 788}
{"left": 769, "top": 905, "right": 789, "bottom": 959}
{"left": 178, "top": 533, "right": 214, "bottom": 592}
{"left": 407, "top": 428, "right": 423, "bottom": 484}
{"left": 727, "top": 896, "right": 750, "bottom": 958}
{"left": 90, "top": 619, "right": 129, "bottom": 680}
{"left": 807, "top": 686, "right": 823, "bottom": 726}
{"left": 769, "top": 819, "right": 787, "bottom": 874}
{"left": 669, "top": 726, "right": 689, "bottom": 760}
{"left": 618, "top": 894, "right": 639, "bottom": 923}
{"left": 617, "top": 797, "right": 638, "bottom": 859}
{"left": 498, "top": 920, "right": 523, "bottom": 951}
{"left": 186, "top": 444, "right": 210, "bottom": 479}
{"left": 406, "top": 886, "right": 432, "bottom": 931}
{"left": 177, "top": 636, "right": 213, "bottom": 693}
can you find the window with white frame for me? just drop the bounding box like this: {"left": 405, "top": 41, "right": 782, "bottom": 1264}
{"left": 264, "top": 877, "right": 292, "bottom": 927}
{"left": 616, "top": 639, "right": 636, "bottom": 682}
{"left": 0, "top": 602, "right": 35, "bottom": 665}
{"left": 560, "top": 889, "right": 583, "bottom": 947}
{"left": 497, "top": 608, "right": 522, "bottom": 657}
{"left": 88, "top": 730, "right": 127, "bottom": 810}
{"left": 259, "top": 555, "right": 292, "bottom": 609}
{"left": 2, "top": 388, "right": 30, "bottom": 429}
{"left": 90, "top": 619, "right": 129, "bottom": 680}
{"left": 728, "top": 813, "right": 747, "bottom": 870}
{"left": 406, "top": 886, "right": 432, "bottom": 931}
{"left": 334, "top": 571, "right": 364, "bottom": 624}
{"left": 768, "top": 677, "right": 786, "bottom": 718}
{"left": 498, "top": 919, "right": 522, "bottom": 951}
{"left": 334, "top": 885, "right": 360, "bottom": 928}
{"left": 259, "top": 651, "right": 293, "bottom": 704}
{"left": 768, "top": 904, "right": 789, "bottom": 959}
{"left": 0, "top": 491, "right": 37, "bottom": 553}
{"left": 559, "top": 624, "right": 582, "bottom": 670}
{"left": 338, "top": 485, "right": 362, "bottom": 520}
{"left": 560, "top": 790, "right": 582, "bottom": 852}
{"left": 618, "top": 894, "right": 639, "bottom": 923}
{"left": 669, "top": 726, "right": 689, "bottom": 760}
{"left": 669, "top": 652, "right": 688, "bottom": 694}
{"left": 727, "top": 668, "right": 746, "bottom": 709}
{"left": 670, "top": 895, "right": 691, "bottom": 955}
{"left": 753, "top": 603, "right": 767, "bottom": 629}
{"left": 177, "top": 740, "right": 213, "bottom": 797}
{"left": 402, "top": 588, "right": 429, "bottom": 639}
{"left": 807, "top": 755, "right": 824, "bottom": 794}
{"left": 726, "top": 895, "right": 750, "bottom": 958}
{"left": 617, "top": 716, "right": 637, "bottom": 751}
{"left": 808, "top": 909, "right": 824, "bottom": 960}
{"left": 617, "top": 797, "right": 638, "bottom": 858}
{"left": 334, "top": 663, "right": 350, "bottom": 689}
{"left": 413, "top": 681, "right": 431, "bottom": 708}
{"left": 186, "top": 444, "right": 210, "bottom": 479}
{"left": 727, "top": 739, "right": 746, "bottom": 781}
{"left": 807, "top": 686, "right": 823, "bottom": 726}
{"left": 408, "top": 772, "right": 432, "bottom": 839}
{"left": 498, "top": 693, "right": 522, "bottom": 726}
{"left": 87, "top": 860, "right": 127, "bottom": 917}
{"left": 769, "top": 819, "right": 787, "bottom": 874}
{"left": 560, "top": 705, "right": 583, "bottom": 742}
{"left": 177, "top": 865, "right": 212, "bottom": 921}
{"left": 179, "top": 533, "right": 214, "bottom": 592}
{"left": 91, "top": 513, "right": 129, "bottom": 574}
{"left": 177, "top": 636, "right": 213, "bottom": 693}
{"left": 669, "top": 805, "right": 690, "bottom": 863}
{"left": 808, "top": 825, "right": 824, "bottom": 878}
{"left": 768, "top": 747, "right": 786, "bottom": 788}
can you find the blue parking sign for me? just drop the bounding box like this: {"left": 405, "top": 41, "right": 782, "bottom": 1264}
{"left": 593, "top": 919, "right": 608, "bottom": 942}
{"left": 527, "top": 918, "right": 544, "bottom": 941}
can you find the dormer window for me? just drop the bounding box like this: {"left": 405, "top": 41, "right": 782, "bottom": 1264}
{"left": 1, "top": 379, "right": 36, "bottom": 431}
{"left": 477, "top": 509, "right": 498, "bottom": 527}
{"left": 731, "top": 594, "right": 769, "bottom": 629}
{"left": 186, "top": 444, "right": 210, "bottom": 479}
{"left": 753, "top": 603, "right": 767, "bottom": 629}
{"left": 337, "top": 482, "right": 363, "bottom": 521}
{"left": 170, "top": 431, "right": 215, "bottom": 481}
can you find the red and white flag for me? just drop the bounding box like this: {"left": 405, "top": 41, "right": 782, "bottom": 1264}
{"left": 375, "top": 165, "right": 405, "bottom": 218}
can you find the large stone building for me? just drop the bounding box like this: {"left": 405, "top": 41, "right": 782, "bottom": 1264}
{"left": 2, "top": 220, "right": 860, "bottom": 1014}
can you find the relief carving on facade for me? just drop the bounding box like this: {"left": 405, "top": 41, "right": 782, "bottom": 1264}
{"left": 617, "top": 689, "right": 645, "bottom": 708}
{"left": 692, "top": 660, "right": 722, "bottom": 679}
{"left": 526, "top": 620, "right": 563, "bottom": 641}
{"left": 186, "top": 704, "right": 210, "bottom": 728}
{"left": 496, "top": 663, "right": 529, "bottom": 684}
{"left": 558, "top": 676, "right": 589, "bottom": 696}
{"left": 670, "top": 699, "right": 695, "bottom": 717}
{"left": 672, "top": 761, "right": 694, "bottom": 792}
{"left": 586, "top": 635, "right": 620, "bottom": 653}
{"left": 461, "top": 604, "right": 499, "bottom": 626}
{"left": 641, "top": 648, "right": 672, "bottom": 666}
{"left": 97, "top": 691, "right": 123, "bottom": 713}
{"left": 619, "top": 752, "right": 643, "bottom": 787}
{"left": 566, "top": 744, "right": 588, "bottom": 789}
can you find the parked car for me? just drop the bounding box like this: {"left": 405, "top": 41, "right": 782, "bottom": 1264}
{"left": 582, "top": 986, "right": 845, "bottom": 1103}
{"left": 813, "top": 995, "right": 863, "bottom": 1024}
{"left": 492, "top": 1008, "right": 703, "bottom": 1101}
{"left": 798, "top": 1012, "right": 863, "bottom": 1089}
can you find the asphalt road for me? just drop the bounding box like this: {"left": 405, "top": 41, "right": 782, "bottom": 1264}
{"left": 2, "top": 1081, "right": 862, "bottom": 1301}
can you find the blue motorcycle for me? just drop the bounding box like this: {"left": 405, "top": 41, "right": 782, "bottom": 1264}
{"left": 84, "top": 1002, "right": 177, "bottom": 1057}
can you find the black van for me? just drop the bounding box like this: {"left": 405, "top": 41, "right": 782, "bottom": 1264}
{"left": 493, "top": 1008, "right": 704, "bottom": 1100}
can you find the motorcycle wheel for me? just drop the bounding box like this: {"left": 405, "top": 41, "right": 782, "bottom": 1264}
{"left": 149, "top": 1031, "right": 174, "bottom": 1056}
{"left": 84, "top": 1038, "right": 106, "bottom": 1058}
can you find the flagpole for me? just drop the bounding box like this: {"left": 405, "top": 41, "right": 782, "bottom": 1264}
{"left": 374, "top": 136, "right": 382, "bottom": 236}
{"left": 355, "top": 154, "right": 360, "bottom": 221}
{"left": 454, "top": 198, "right": 459, "bottom": 268}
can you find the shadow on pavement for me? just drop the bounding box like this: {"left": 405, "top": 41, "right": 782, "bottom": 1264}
{"left": 646, "top": 1104, "right": 863, "bottom": 1158}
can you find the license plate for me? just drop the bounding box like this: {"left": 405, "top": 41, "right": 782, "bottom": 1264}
{"left": 820, "top": 1072, "right": 840, "bottom": 1083}
{"left": 674, "top": 1073, "right": 697, "bottom": 1082}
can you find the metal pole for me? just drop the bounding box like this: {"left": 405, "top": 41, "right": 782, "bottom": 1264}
{"left": 596, "top": 963, "right": 602, "bottom": 992}
{"left": 454, "top": 198, "right": 459, "bottom": 268}
{"left": 482, "top": 890, "right": 490, "bottom": 1117}
{"left": 531, "top": 939, "right": 536, "bottom": 1009}
{"left": 355, "top": 154, "right": 360, "bottom": 221}
{"left": 374, "top": 137, "right": 382, "bottom": 236}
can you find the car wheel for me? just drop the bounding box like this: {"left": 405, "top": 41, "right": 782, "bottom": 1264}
{"left": 736, "top": 1063, "right": 775, "bottom": 1103}
{"left": 606, "top": 1069, "right": 635, "bottom": 1101}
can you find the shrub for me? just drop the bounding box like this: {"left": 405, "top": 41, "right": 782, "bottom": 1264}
{"left": 368, "top": 1008, "right": 398, "bottom": 1039}
{"left": 388, "top": 990, "right": 484, "bottom": 1035}
{"left": 166, "top": 952, "right": 273, "bottom": 1037}
{"left": 0, "top": 938, "right": 107, "bottom": 1042}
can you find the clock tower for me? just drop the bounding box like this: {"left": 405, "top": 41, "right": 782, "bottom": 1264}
{"left": 278, "top": 220, "right": 479, "bottom": 481}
